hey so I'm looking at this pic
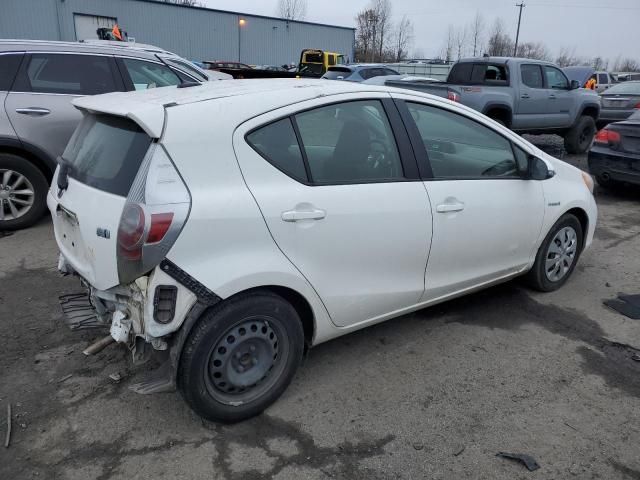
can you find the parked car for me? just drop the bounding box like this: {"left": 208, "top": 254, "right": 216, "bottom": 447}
{"left": 204, "top": 61, "right": 252, "bottom": 70}
{"left": 322, "top": 64, "right": 400, "bottom": 82}
{"left": 254, "top": 65, "right": 288, "bottom": 72}
{"left": 388, "top": 57, "right": 601, "bottom": 154}
{"left": 0, "top": 39, "right": 229, "bottom": 230}
{"left": 589, "top": 109, "right": 640, "bottom": 189}
{"left": 616, "top": 72, "right": 640, "bottom": 82}
{"left": 598, "top": 81, "right": 640, "bottom": 126}
{"left": 563, "top": 66, "right": 617, "bottom": 93}
{"left": 363, "top": 74, "right": 441, "bottom": 85}
{"left": 49, "top": 79, "right": 596, "bottom": 422}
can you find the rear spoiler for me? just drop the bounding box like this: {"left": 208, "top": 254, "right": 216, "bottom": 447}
{"left": 72, "top": 93, "right": 165, "bottom": 138}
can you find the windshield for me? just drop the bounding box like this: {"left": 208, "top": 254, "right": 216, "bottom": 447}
{"left": 323, "top": 68, "right": 352, "bottom": 80}
{"left": 603, "top": 82, "right": 640, "bottom": 95}
{"left": 62, "top": 114, "right": 152, "bottom": 196}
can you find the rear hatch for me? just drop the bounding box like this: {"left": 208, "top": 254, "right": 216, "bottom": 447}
{"left": 609, "top": 120, "right": 640, "bottom": 155}
{"left": 601, "top": 95, "right": 639, "bottom": 109}
{"left": 48, "top": 111, "right": 190, "bottom": 291}
{"left": 48, "top": 114, "right": 152, "bottom": 290}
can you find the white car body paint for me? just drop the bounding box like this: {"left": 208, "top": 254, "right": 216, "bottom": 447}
{"left": 51, "top": 79, "right": 597, "bottom": 350}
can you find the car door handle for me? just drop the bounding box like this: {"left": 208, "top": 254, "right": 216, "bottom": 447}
{"left": 281, "top": 208, "right": 326, "bottom": 222}
{"left": 15, "top": 107, "right": 51, "bottom": 116}
{"left": 520, "top": 93, "right": 530, "bottom": 99}
{"left": 436, "top": 201, "right": 465, "bottom": 213}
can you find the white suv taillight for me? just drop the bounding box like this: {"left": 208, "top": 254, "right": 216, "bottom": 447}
{"left": 117, "top": 145, "right": 191, "bottom": 284}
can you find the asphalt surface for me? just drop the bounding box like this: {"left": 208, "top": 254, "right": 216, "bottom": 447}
{"left": 1, "top": 136, "right": 640, "bottom": 479}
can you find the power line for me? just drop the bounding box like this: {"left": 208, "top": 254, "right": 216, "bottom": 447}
{"left": 513, "top": 3, "right": 525, "bottom": 57}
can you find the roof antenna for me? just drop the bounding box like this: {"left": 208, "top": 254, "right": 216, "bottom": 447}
{"left": 154, "top": 54, "right": 201, "bottom": 88}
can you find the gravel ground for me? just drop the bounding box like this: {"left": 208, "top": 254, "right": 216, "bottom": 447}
{"left": 1, "top": 135, "right": 640, "bottom": 480}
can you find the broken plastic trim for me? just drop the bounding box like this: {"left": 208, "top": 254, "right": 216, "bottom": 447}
{"left": 158, "top": 259, "right": 220, "bottom": 306}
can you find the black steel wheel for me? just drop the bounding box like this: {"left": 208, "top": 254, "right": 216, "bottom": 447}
{"left": 178, "top": 291, "right": 304, "bottom": 423}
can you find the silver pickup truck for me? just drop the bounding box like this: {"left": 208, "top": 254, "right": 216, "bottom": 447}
{"left": 385, "top": 57, "right": 601, "bottom": 154}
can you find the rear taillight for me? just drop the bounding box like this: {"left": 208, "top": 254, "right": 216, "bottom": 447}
{"left": 594, "top": 128, "right": 621, "bottom": 146}
{"left": 117, "top": 145, "right": 190, "bottom": 284}
{"left": 447, "top": 91, "right": 460, "bottom": 102}
{"left": 634, "top": 102, "right": 640, "bottom": 109}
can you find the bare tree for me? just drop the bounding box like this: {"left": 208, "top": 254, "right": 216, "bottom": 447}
{"left": 469, "top": 12, "right": 484, "bottom": 57}
{"left": 454, "top": 26, "right": 468, "bottom": 60}
{"left": 277, "top": 0, "right": 307, "bottom": 21}
{"left": 392, "top": 15, "right": 413, "bottom": 62}
{"left": 591, "top": 56, "right": 608, "bottom": 71}
{"left": 516, "top": 42, "right": 550, "bottom": 61}
{"left": 372, "top": 0, "right": 392, "bottom": 60}
{"left": 555, "top": 47, "right": 588, "bottom": 67}
{"left": 441, "top": 25, "right": 455, "bottom": 62}
{"left": 486, "top": 18, "right": 513, "bottom": 57}
{"left": 618, "top": 58, "right": 640, "bottom": 72}
{"left": 354, "top": 0, "right": 392, "bottom": 63}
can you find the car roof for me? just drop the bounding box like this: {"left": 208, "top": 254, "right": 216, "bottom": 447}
{"left": 456, "top": 56, "right": 556, "bottom": 66}
{"left": 0, "top": 39, "right": 177, "bottom": 60}
{"left": 72, "top": 78, "right": 416, "bottom": 137}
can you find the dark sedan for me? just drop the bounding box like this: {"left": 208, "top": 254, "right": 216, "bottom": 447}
{"left": 589, "top": 109, "right": 640, "bottom": 189}
{"left": 599, "top": 81, "right": 640, "bottom": 126}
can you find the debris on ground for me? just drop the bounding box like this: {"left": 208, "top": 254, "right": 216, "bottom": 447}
{"left": 4, "top": 403, "right": 11, "bottom": 448}
{"left": 453, "top": 445, "right": 465, "bottom": 456}
{"left": 604, "top": 293, "right": 640, "bottom": 320}
{"left": 109, "top": 372, "right": 122, "bottom": 383}
{"left": 412, "top": 442, "right": 424, "bottom": 451}
{"left": 56, "top": 374, "right": 73, "bottom": 384}
{"left": 496, "top": 452, "right": 541, "bottom": 471}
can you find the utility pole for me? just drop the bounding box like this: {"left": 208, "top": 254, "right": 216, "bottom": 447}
{"left": 513, "top": 2, "right": 525, "bottom": 57}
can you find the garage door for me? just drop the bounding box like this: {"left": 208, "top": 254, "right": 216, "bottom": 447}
{"left": 74, "top": 14, "right": 117, "bottom": 40}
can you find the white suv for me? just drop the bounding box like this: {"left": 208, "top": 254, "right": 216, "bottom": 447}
{"left": 49, "top": 79, "right": 597, "bottom": 422}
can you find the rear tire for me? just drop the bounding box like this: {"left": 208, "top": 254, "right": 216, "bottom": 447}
{"left": 178, "top": 291, "right": 304, "bottom": 423}
{"left": 526, "top": 214, "right": 583, "bottom": 292}
{"left": 564, "top": 116, "right": 596, "bottom": 154}
{"left": 0, "top": 153, "right": 49, "bottom": 231}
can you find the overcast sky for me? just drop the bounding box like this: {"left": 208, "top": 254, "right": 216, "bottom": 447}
{"left": 201, "top": 0, "right": 640, "bottom": 63}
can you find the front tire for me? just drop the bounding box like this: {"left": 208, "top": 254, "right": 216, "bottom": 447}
{"left": 526, "top": 214, "right": 583, "bottom": 292}
{"left": 0, "top": 153, "right": 49, "bottom": 230}
{"left": 178, "top": 291, "right": 304, "bottom": 423}
{"left": 564, "top": 116, "right": 596, "bottom": 154}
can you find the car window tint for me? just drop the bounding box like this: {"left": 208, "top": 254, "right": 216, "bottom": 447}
{"left": 121, "top": 58, "right": 181, "bottom": 90}
{"left": 359, "top": 69, "right": 374, "bottom": 80}
{"left": 19, "top": 54, "right": 117, "bottom": 95}
{"left": 407, "top": 102, "right": 520, "bottom": 179}
{"left": 295, "top": 100, "right": 403, "bottom": 183}
{"left": 0, "top": 53, "right": 23, "bottom": 91}
{"left": 521, "top": 64, "right": 544, "bottom": 88}
{"left": 328, "top": 55, "right": 336, "bottom": 66}
{"left": 246, "top": 118, "right": 307, "bottom": 182}
{"left": 598, "top": 73, "right": 608, "bottom": 84}
{"left": 544, "top": 66, "right": 568, "bottom": 89}
{"left": 448, "top": 63, "right": 473, "bottom": 83}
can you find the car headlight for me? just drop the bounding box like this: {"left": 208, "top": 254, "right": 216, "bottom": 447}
{"left": 582, "top": 171, "right": 594, "bottom": 194}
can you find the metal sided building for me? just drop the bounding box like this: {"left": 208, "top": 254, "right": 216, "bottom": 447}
{"left": 0, "top": 0, "right": 355, "bottom": 65}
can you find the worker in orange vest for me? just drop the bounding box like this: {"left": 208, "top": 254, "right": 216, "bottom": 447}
{"left": 585, "top": 76, "right": 596, "bottom": 90}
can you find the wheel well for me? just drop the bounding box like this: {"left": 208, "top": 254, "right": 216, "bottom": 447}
{"left": 566, "top": 207, "right": 589, "bottom": 251}
{"left": 237, "top": 286, "right": 315, "bottom": 349}
{"left": 0, "top": 146, "right": 54, "bottom": 185}
{"left": 580, "top": 106, "right": 599, "bottom": 122}
{"left": 485, "top": 107, "right": 512, "bottom": 127}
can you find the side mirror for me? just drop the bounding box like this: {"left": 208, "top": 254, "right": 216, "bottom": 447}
{"left": 528, "top": 156, "right": 555, "bottom": 180}
{"left": 570, "top": 80, "right": 581, "bottom": 90}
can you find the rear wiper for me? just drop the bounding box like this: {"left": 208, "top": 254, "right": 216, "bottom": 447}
{"left": 57, "top": 156, "right": 73, "bottom": 193}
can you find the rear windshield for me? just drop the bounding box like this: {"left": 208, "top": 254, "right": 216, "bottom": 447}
{"left": 604, "top": 82, "right": 640, "bottom": 95}
{"left": 323, "top": 68, "right": 353, "bottom": 80}
{"left": 62, "top": 114, "right": 152, "bottom": 197}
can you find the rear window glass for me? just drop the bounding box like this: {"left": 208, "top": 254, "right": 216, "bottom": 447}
{"left": 448, "top": 63, "right": 473, "bottom": 83}
{"left": 604, "top": 82, "right": 640, "bottom": 95}
{"left": 323, "top": 68, "right": 352, "bottom": 80}
{"left": 62, "top": 115, "right": 152, "bottom": 196}
{"left": 0, "top": 53, "right": 23, "bottom": 91}
{"left": 304, "top": 53, "right": 323, "bottom": 63}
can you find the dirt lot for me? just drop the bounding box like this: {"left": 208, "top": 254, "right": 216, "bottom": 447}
{"left": 1, "top": 139, "right": 640, "bottom": 480}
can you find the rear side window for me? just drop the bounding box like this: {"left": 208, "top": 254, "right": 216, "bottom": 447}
{"left": 0, "top": 53, "right": 23, "bottom": 91}
{"left": 323, "top": 68, "right": 352, "bottom": 80}
{"left": 62, "top": 115, "right": 152, "bottom": 196}
{"left": 521, "top": 64, "right": 544, "bottom": 88}
{"left": 120, "top": 58, "right": 181, "bottom": 90}
{"left": 246, "top": 118, "right": 307, "bottom": 182}
{"left": 598, "top": 73, "right": 609, "bottom": 84}
{"left": 14, "top": 53, "right": 118, "bottom": 95}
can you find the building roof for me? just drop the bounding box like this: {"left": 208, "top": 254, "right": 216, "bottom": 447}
{"left": 132, "top": 0, "right": 355, "bottom": 31}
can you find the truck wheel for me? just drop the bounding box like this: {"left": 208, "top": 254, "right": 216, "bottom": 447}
{"left": 0, "top": 153, "right": 49, "bottom": 231}
{"left": 564, "top": 116, "right": 596, "bottom": 154}
{"left": 178, "top": 291, "right": 305, "bottom": 423}
{"left": 526, "top": 213, "right": 583, "bottom": 292}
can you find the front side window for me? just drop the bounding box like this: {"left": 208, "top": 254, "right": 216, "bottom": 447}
{"left": 295, "top": 100, "right": 403, "bottom": 183}
{"left": 246, "top": 118, "right": 307, "bottom": 182}
{"left": 406, "top": 102, "right": 521, "bottom": 179}
{"left": 521, "top": 64, "right": 544, "bottom": 88}
{"left": 544, "top": 66, "right": 569, "bottom": 89}
{"left": 16, "top": 53, "right": 117, "bottom": 95}
{"left": 121, "top": 58, "right": 181, "bottom": 90}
